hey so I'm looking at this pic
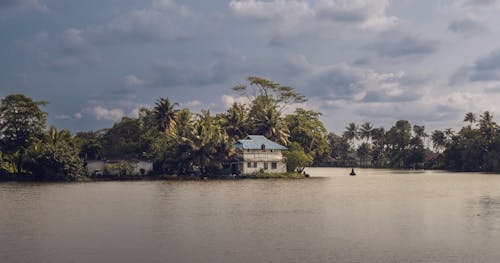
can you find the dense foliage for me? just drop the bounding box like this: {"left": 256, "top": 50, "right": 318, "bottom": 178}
{"left": 1, "top": 78, "right": 499, "bottom": 181}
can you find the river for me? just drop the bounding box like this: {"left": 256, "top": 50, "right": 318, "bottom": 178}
{"left": 1, "top": 168, "right": 500, "bottom": 262}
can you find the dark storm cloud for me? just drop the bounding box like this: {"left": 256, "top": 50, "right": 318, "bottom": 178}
{"left": 368, "top": 32, "right": 437, "bottom": 59}
{"left": 0, "top": 0, "right": 46, "bottom": 11}
{"left": 152, "top": 50, "right": 251, "bottom": 88}
{"left": 448, "top": 18, "right": 489, "bottom": 36}
{"left": 450, "top": 49, "right": 500, "bottom": 84}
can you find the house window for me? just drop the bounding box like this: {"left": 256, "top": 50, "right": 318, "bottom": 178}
{"left": 247, "top": 162, "right": 251, "bottom": 168}
{"left": 261, "top": 144, "right": 266, "bottom": 150}
{"left": 264, "top": 162, "right": 268, "bottom": 170}
{"left": 271, "top": 162, "right": 277, "bottom": 169}
{"left": 253, "top": 162, "right": 257, "bottom": 168}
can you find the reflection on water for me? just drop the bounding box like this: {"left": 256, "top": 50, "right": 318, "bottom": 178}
{"left": 1, "top": 169, "right": 500, "bottom": 263}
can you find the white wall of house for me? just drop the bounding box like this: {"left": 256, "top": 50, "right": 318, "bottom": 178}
{"left": 239, "top": 149, "right": 286, "bottom": 174}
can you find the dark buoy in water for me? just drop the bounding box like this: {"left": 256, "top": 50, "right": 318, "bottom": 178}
{"left": 349, "top": 168, "right": 356, "bottom": 176}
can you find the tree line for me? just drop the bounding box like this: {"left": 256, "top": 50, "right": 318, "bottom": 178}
{"left": 329, "top": 111, "right": 499, "bottom": 172}
{"left": 1, "top": 77, "right": 499, "bottom": 181}
{"left": 0, "top": 77, "right": 323, "bottom": 180}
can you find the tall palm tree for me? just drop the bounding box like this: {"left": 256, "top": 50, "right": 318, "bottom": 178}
{"left": 153, "top": 97, "right": 179, "bottom": 133}
{"left": 431, "top": 130, "right": 446, "bottom": 152}
{"left": 479, "top": 111, "right": 495, "bottom": 130}
{"left": 360, "top": 122, "right": 373, "bottom": 143}
{"left": 344, "top": 122, "right": 359, "bottom": 147}
{"left": 463, "top": 112, "right": 477, "bottom": 128}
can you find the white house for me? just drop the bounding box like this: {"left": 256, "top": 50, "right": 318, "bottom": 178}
{"left": 231, "top": 135, "right": 287, "bottom": 175}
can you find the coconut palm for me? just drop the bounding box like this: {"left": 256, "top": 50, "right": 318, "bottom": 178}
{"left": 463, "top": 112, "right": 477, "bottom": 128}
{"left": 360, "top": 122, "right": 373, "bottom": 143}
{"left": 344, "top": 122, "right": 359, "bottom": 147}
{"left": 223, "top": 103, "right": 249, "bottom": 140}
{"left": 153, "top": 97, "right": 179, "bottom": 133}
{"left": 431, "top": 130, "right": 446, "bottom": 152}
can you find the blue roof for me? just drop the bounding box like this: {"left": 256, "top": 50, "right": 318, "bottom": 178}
{"left": 234, "top": 135, "right": 287, "bottom": 150}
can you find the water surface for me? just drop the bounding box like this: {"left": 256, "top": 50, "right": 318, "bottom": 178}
{"left": 1, "top": 168, "right": 500, "bottom": 262}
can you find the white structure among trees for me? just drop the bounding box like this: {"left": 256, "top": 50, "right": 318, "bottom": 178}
{"left": 231, "top": 135, "right": 287, "bottom": 175}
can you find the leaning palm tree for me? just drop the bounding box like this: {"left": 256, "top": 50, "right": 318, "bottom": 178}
{"left": 344, "top": 122, "right": 359, "bottom": 147}
{"left": 153, "top": 97, "right": 179, "bottom": 133}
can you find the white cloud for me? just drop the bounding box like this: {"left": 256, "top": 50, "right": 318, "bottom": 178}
{"left": 230, "top": 0, "right": 397, "bottom": 32}
{"left": 123, "top": 74, "right": 145, "bottom": 87}
{"left": 89, "top": 106, "right": 124, "bottom": 121}
{"left": 185, "top": 100, "right": 202, "bottom": 107}
{"left": 58, "top": 0, "right": 193, "bottom": 49}
{"left": 221, "top": 95, "right": 250, "bottom": 109}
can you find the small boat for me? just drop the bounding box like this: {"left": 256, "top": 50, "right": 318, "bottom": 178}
{"left": 349, "top": 168, "right": 356, "bottom": 176}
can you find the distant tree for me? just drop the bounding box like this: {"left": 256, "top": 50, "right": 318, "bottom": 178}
{"left": 28, "top": 140, "right": 84, "bottom": 181}
{"left": 328, "top": 133, "right": 351, "bottom": 167}
{"left": 464, "top": 112, "right": 477, "bottom": 128}
{"left": 360, "top": 122, "right": 373, "bottom": 143}
{"left": 0, "top": 94, "right": 47, "bottom": 174}
{"left": 385, "top": 120, "right": 412, "bottom": 168}
{"left": 432, "top": 130, "right": 446, "bottom": 152}
{"left": 357, "top": 142, "right": 372, "bottom": 167}
{"left": 344, "top": 122, "right": 359, "bottom": 147}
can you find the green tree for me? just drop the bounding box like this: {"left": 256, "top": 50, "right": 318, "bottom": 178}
{"left": 385, "top": 120, "right": 412, "bottom": 168}
{"left": 286, "top": 108, "right": 330, "bottom": 163}
{"left": 357, "top": 142, "right": 372, "bottom": 167}
{"left": 232, "top": 76, "right": 307, "bottom": 114}
{"left": 283, "top": 142, "right": 313, "bottom": 173}
{"left": 0, "top": 94, "right": 47, "bottom": 174}
{"left": 220, "top": 103, "right": 249, "bottom": 141}
{"left": 28, "top": 140, "right": 84, "bottom": 181}
{"left": 328, "top": 132, "right": 352, "bottom": 167}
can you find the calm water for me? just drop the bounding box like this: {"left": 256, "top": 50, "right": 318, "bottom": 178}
{"left": 2, "top": 168, "right": 500, "bottom": 263}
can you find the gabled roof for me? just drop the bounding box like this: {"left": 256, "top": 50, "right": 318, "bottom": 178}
{"left": 234, "top": 135, "right": 287, "bottom": 150}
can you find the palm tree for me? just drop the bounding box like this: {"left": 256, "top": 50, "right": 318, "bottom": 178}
{"left": 344, "top": 122, "right": 359, "bottom": 147}
{"left": 153, "top": 97, "right": 179, "bottom": 133}
{"left": 252, "top": 105, "right": 290, "bottom": 145}
{"left": 464, "top": 112, "right": 477, "bottom": 128}
{"left": 431, "top": 130, "right": 446, "bottom": 152}
{"left": 360, "top": 122, "right": 373, "bottom": 143}
{"left": 479, "top": 111, "right": 495, "bottom": 130}
{"left": 223, "top": 103, "right": 249, "bottom": 140}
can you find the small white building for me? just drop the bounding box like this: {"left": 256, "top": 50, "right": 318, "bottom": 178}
{"left": 231, "top": 135, "right": 287, "bottom": 175}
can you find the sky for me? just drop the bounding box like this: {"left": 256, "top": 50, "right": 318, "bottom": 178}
{"left": 1, "top": 0, "right": 500, "bottom": 134}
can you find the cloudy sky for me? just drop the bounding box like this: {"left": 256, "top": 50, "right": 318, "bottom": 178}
{"left": 1, "top": 0, "right": 500, "bottom": 133}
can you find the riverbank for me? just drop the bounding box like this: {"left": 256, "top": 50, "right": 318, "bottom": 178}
{"left": 0, "top": 172, "right": 306, "bottom": 182}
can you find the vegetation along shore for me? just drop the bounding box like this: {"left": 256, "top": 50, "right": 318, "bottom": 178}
{"left": 1, "top": 77, "right": 499, "bottom": 181}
